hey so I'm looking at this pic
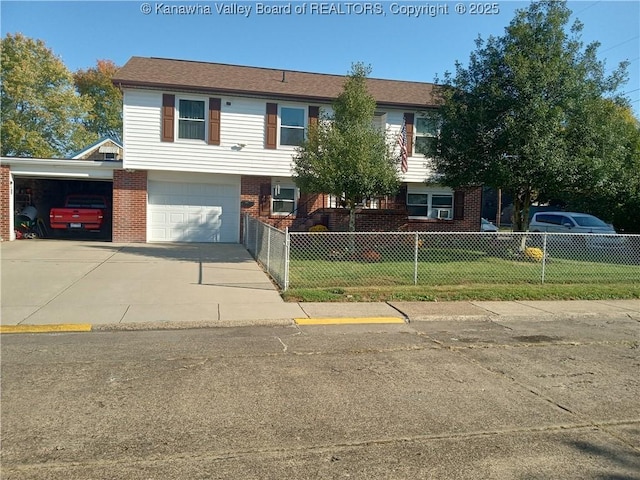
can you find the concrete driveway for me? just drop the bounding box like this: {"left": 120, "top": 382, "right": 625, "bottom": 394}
{"left": 1, "top": 240, "right": 305, "bottom": 327}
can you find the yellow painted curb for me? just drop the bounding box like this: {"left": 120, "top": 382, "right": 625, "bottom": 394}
{"left": 295, "top": 317, "right": 405, "bottom": 326}
{"left": 0, "top": 324, "right": 93, "bottom": 334}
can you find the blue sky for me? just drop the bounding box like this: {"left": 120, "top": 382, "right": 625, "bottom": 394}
{"left": 2, "top": 1, "right": 639, "bottom": 116}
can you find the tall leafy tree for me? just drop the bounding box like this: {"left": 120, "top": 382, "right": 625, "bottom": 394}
{"left": 74, "top": 59, "right": 123, "bottom": 139}
{"left": 293, "top": 62, "right": 400, "bottom": 232}
{"left": 562, "top": 102, "right": 640, "bottom": 232}
{"left": 428, "top": 0, "right": 630, "bottom": 231}
{"left": 1, "top": 33, "right": 96, "bottom": 157}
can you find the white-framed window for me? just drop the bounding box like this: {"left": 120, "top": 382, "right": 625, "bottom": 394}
{"left": 414, "top": 115, "right": 438, "bottom": 155}
{"left": 178, "top": 98, "right": 206, "bottom": 141}
{"left": 271, "top": 182, "right": 297, "bottom": 215}
{"left": 372, "top": 112, "right": 387, "bottom": 132}
{"left": 326, "top": 194, "right": 380, "bottom": 209}
{"left": 407, "top": 187, "right": 453, "bottom": 219}
{"left": 280, "top": 106, "right": 306, "bottom": 146}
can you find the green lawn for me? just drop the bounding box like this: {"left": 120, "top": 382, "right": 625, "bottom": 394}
{"left": 288, "top": 246, "right": 640, "bottom": 289}
{"left": 282, "top": 283, "right": 640, "bottom": 303}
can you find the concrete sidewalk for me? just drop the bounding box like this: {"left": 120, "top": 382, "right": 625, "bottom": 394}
{"left": 2, "top": 240, "right": 639, "bottom": 332}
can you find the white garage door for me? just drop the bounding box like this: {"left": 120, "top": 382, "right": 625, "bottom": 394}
{"left": 148, "top": 180, "right": 240, "bottom": 242}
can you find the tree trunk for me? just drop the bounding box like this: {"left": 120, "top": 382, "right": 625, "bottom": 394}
{"left": 348, "top": 205, "right": 356, "bottom": 233}
{"left": 512, "top": 188, "right": 532, "bottom": 232}
{"left": 347, "top": 202, "right": 357, "bottom": 254}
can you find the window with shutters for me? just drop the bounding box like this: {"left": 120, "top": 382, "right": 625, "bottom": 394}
{"left": 280, "top": 107, "right": 306, "bottom": 146}
{"left": 178, "top": 98, "right": 206, "bottom": 140}
{"left": 407, "top": 186, "right": 454, "bottom": 219}
{"left": 271, "top": 182, "right": 297, "bottom": 215}
{"left": 414, "top": 115, "right": 438, "bottom": 156}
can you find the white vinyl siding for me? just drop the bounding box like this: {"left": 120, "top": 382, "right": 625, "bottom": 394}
{"left": 123, "top": 90, "right": 295, "bottom": 176}
{"left": 122, "top": 90, "right": 436, "bottom": 182}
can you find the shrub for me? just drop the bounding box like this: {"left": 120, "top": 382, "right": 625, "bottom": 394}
{"left": 524, "top": 247, "right": 544, "bottom": 262}
{"left": 309, "top": 224, "right": 329, "bottom": 233}
{"left": 361, "top": 249, "right": 382, "bottom": 262}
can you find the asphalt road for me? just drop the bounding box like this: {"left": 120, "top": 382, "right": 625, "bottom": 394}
{"left": 2, "top": 317, "right": 639, "bottom": 479}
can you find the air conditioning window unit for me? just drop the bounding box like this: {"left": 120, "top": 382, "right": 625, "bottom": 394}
{"left": 436, "top": 208, "right": 452, "bottom": 219}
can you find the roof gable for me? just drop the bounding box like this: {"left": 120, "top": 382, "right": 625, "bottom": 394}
{"left": 71, "top": 136, "right": 123, "bottom": 160}
{"left": 113, "top": 57, "right": 439, "bottom": 108}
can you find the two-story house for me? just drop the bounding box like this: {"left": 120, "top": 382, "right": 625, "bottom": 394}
{"left": 111, "top": 56, "right": 481, "bottom": 243}
{"left": 0, "top": 57, "right": 481, "bottom": 243}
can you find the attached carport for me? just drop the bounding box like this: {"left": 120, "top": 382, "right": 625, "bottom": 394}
{"left": 2, "top": 158, "right": 121, "bottom": 241}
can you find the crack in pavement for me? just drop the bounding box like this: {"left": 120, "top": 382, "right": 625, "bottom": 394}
{"left": 6, "top": 422, "right": 638, "bottom": 474}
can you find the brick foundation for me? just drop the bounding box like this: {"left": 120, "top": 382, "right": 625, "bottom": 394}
{"left": 239, "top": 176, "right": 483, "bottom": 235}
{"left": 0, "top": 165, "right": 10, "bottom": 241}
{"left": 112, "top": 170, "right": 147, "bottom": 243}
{"left": 315, "top": 187, "right": 483, "bottom": 232}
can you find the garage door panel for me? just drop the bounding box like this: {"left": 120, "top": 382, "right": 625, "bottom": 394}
{"left": 148, "top": 180, "right": 239, "bottom": 243}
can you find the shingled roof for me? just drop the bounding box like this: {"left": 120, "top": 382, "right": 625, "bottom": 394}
{"left": 113, "top": 57, "right": 440, "bottom": 108}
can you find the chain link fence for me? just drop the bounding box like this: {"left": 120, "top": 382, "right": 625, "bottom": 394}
{"left": 243, "top": 215, "right": 289, "bottom": 288}
{"left": 244, "top": 217, "right": 640, "bottom": 290}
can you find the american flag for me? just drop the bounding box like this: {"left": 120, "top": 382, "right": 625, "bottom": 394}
{"left": 398, "top": 120, "right": 408, "bottom": 174}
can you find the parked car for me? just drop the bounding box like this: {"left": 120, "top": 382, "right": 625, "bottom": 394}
{"left": 481, "top": 218, "right": 499, "bottom": 232}
{"left": 528, "top": 211, "right": 623, "bottom": 248}
{"left": 529, "top": 212, "right": 615, "bottom": 234}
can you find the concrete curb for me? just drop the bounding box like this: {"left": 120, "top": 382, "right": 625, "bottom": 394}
{"left": 0, "top": 324, "right": 93, "bottom": 334}
{"left": 1, "top": 311, "right": 637, "bottom": 335}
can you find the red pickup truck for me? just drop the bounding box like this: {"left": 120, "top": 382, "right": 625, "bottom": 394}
{"left": 49, "top": 195, "right": 110, "bottom": 232}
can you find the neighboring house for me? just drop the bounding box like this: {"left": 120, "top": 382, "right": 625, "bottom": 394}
{"left": 72, "top": 136, "right": 123, "bottom": 162}
{"left": 0, "top": 57, "right": 481, "bottom": 243}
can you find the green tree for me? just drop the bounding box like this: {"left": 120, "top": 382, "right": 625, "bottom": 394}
{"left": 562, "top": 102, "right": 640, "bottom": 232}
{"left": 293, "top": 62, "right": 400, "bottom": 232}
{"left": 1, "top": 33, "right": 96, "bottom": 157}
{"left": 428, "top": 0, "right": 630, "bottom": 231}
{"left": 74, "top": 59, "right": 123, "bottom": 139}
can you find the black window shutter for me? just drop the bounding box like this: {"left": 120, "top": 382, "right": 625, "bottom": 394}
{"left": 454, "top": 190, "right": 465, "bottom": 220}
{"left": 259, "top": 183, "right": 271, "bottom": 216}
{"left": 396, "top": 184, "right": 408, "bottom": 211}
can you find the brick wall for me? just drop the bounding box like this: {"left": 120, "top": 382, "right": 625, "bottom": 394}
{"left": 239, "top": 177, "right": 483, "bottom": 234}
{"left": 112, "top": 170, "right": 147, "bottom": 243}
{"left": 320, "top": 187, "right": 483, "bottom": 232}
{"left": 240, "top": 175, "right": 325, "bottom": 239}
{"left": 0, "top": 165, "right": 10, "bottom": 241}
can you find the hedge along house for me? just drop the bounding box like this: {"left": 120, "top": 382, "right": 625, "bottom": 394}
{"left": 1, "top": 57, "right": 481, "bottom": 243}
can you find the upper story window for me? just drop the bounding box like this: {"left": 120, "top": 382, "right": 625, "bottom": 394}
{"left": 372, "top": 112, "right": 387, "bottom": 132}
{"left": 280, "top": 107, "right": 305, "bottom": 146}
{"left": 414, "top": 116, "right": 438, "bottom": 155}
{"left": 178, "top": 99, "right": 206, "bottom": 140}
{"left": 407, "top": 187, "right": 453, "bottom": 219}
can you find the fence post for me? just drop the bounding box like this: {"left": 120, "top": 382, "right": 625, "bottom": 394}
{"left": 267, "top": 226, "right": 271, "bottom": 271}
{"left": 243, "top": 214, "right": 248, "bottom": 248}
{"left": 283, "top": 228, "right": 290, "bottom": 291}
{"left": 541, "top": 232, "right": 547, "bottom": 284}
{"left": 254, "top": 217, "right": 259, "bottom": 255}
{"left": 413, "top": 232, "right": 419, "bottom": 285}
